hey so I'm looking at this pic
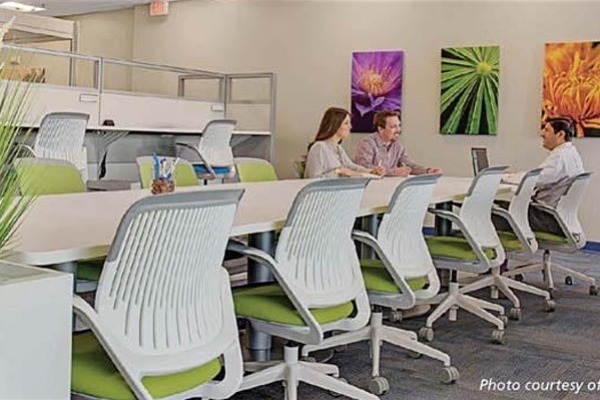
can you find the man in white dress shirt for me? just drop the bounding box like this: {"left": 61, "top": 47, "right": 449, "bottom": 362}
{"left": 530, "top": 117, "right": 584, "bottom": 234}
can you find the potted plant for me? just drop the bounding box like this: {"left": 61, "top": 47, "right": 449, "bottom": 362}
{"left": 0, "top": 17, "right": 34, "bottom": 259}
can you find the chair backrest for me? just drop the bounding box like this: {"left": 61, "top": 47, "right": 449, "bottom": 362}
{"left": 275, "top": 178, "right": 369, "bottom": 308}
{"left": 235, "top": 157, "right": 278, "bottom": 182}
{"left": 34, "top": 112, "right": 89, "bottom": 180}
{"left": 471, "top": 147, "right": 489, "bottom": 176}
{"left": 198, "top": 119, "right": 236, "bottom": 167}
{"left": 461, "top": 166, "right": 507, "bottom": 260}
{"left": 95, "top": 190, "right": 244, "bottom": 378}
{"left": 136, "top": 156, "right": 198, "bottom": 189}
{"left": 555, "top": 172, "right": 591, "bottom": 241}
{"left": 377, "top": 175, "right": 441, "bottom": 292}
{"left": 14, "top": 157, "right": 86, "bottom": 195}
{"left": 508, "top": 168, "right": 543, "bottom": 241}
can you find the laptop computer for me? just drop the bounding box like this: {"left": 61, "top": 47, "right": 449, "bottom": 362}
{"left": 471, "top": 147, "right": 524, "bottom": 185}
{"left": 471, "top": 147, "right": 489, "bottom": 176}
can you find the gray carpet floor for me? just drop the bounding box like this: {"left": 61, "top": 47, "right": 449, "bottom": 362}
{"left": 230, "top": 250, "right": 600, "bottom": 400}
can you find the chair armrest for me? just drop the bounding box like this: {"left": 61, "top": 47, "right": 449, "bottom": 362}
{"left": 226, "top": 241, "right": 281, "bottom": 278}
{"left": 72, "top": 295, "right": 101, "bottom": 331}
{"left": 175, "top": 142, "right": 216, "bottom": 179}
{"left": 226, "top": 241, "right": 321, "bottom": 340}
{"left": 20, "top": 144, "right": 35, "bottom": 157}
{"left": 427, "top": 208, "right": 491, "bottom": 264}
{"left": 530, "top": 202, "right": 580, "bottom": 244}
{"left": 352, "top": 230, "right": 415, "bottom": 309}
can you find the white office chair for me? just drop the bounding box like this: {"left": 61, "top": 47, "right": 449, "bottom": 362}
{"left": 22, "top": 112, "right": 90, "bottom": 181}
{"left": 177, "top": 119, "right": 236, "bottom": 182}
{"left": 423, "top": 166, "right": 508, "bottom": 344}
{"left": 504, "top": 172, "right": 597, "bottom": 295}
{"left": 300, "top": 175, "right": 458, "bottom": 395}
{"left": 461, "top": 169, "right": 555, "bottom": 319}
{"left": 230, "top": 178, "right": 378, "bottom": 400}
{"left": 71, "top": 190, "right": 245, "bottom": 399}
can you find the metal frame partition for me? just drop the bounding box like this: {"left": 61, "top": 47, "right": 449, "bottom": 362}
{"left": 1, "top": 44, "right": 275, "bottom": 180}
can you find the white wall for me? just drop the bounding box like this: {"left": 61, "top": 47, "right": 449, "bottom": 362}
{"left": 72, "top": 0, "right": 600, "bottom": 241}
{"left": 67, "top": 8, "right": 134, "bottom": 90}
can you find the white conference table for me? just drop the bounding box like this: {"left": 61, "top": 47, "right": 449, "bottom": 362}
{"left": 11, "top": 176, "right": 488, "bottom": 360}
{"left": 13, "top": 176, "right": 477, "bottom": 267}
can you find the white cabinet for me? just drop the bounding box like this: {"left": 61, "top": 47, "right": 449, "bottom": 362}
{"left": 0, "top": 261, "right": 72, "bottom": 399}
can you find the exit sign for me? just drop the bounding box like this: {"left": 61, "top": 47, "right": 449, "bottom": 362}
{"left": 150, "top": 0, "right": 169, "bottom": 16}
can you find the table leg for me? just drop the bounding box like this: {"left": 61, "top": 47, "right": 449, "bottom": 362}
{"left": 87, "top": 130, "right": 130, "bottom": 179}
{"left": 247, "top": 231, "right": 275, "bottom": 361}
{"left": 434, "top": 201, "right": 453, "bottom": 236}
{"left": 359, "top": 215, "right": 379, "bottom": 259}
{"left": 434, "top": 201, "right": 453, "bottom": 286}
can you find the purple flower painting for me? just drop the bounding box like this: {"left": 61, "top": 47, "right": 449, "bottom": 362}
{"left": 351, "top": 50, "right": 403, "bottom": 133}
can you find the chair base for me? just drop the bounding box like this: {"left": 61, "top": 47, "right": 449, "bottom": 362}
{"left": 504, "top": 250, "right": 597, "bottom": 294}
{"left": 460, "top": 267, "right": 552, "bottom": 314}
{"left": 239, "top": 344, "right": 377, "bottom": 400}
{"left": 303, "top": 312, "right": 451, "bottom": 371}
{"left": 420, "top": 281, "right": 506, "bottom": 344}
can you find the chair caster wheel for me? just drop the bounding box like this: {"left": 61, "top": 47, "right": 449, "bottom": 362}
{"left": 301, "top": 356, "right": 316, "bottom": 363}
{"left": 491, "top": 329, "right": 505, "bottom": 345}
{"left": 590, "top": 285, "right": 599, "bottom": 296}
{"left": 418, "top": 327, "right": 434, "bottom": 342}
{"left": 565, "top": 276, "right": 573, "bottom": 285}
{"left": 388, "top": 310, "right": 403, "bottom": 323}
{"left": 441, "top": 366, "right": 460, "bottom": 384}
{"left": 515, "top": 274, "right": 524, "bottom": 282}
{"left": 544, "top": 299, "right": 556, "bottom": 312}
{"left": 499, "top": 314, "right": 508, "bottom": 327}
{"left": 329, "top": 378, "right": 348, "bottom": 397}
{"left": 368, "top": 376, "right": 390, "bottom": 395}
{"left": 508, "top": 307, "right": 522, "bottom": 321}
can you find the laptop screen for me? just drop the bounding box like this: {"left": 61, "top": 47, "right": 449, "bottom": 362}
{"left": 471, "top": 147, "right": 489, "bottom": 176}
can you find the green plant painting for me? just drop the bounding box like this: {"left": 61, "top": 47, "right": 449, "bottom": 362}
{"left": 440, "top": 45, "right": 500, "bottom": 135}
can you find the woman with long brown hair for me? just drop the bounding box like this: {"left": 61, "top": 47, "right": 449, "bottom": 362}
{"left": 304, "top": 107, "right": 385, "bottom": 178}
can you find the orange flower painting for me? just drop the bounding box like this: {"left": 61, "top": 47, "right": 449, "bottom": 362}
{"left": 543, "top": 42, "right": 600, "bottom": 137}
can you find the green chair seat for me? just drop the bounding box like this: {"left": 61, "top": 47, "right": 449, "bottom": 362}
{"left": 360, "top": 259, "right": 428, "bottom": 294}
{"left": 497, "top": 231, "right": 524, "bottom": 251}
{"left": 72, "top": 332, "right": 222, "bottom": 400}
{"left": 237, "top": 162, "right": 278, "bottom": 182}
{"left": 233, "top": 284, "right": 354, "bottom": 326}
{"left": 426, "top": 236, "right": 496, "bottom": 260}
{"left": 77, "top": 259, "right": 104, "bottom": 281}
{"left": 534, "top": 231, "right": 568, "bottom": 244}
{"left": 16, "top": 160, "right": 86, "bottom": 196}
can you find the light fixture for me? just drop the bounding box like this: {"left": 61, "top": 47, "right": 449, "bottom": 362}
{"left": 0, "top": 2, "right": 45, "bottom": 12}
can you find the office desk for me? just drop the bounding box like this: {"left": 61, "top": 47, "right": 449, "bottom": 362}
{"left": 85, "top": 126, "right": 270, "bottom": 180}
{"left": 12, "top": 176, "right": 483, "bottom": 359}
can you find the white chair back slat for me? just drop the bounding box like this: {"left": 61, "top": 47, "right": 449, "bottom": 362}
{"left": 94, "top": 190, "right": 243, "bottom": 374}
{"left": 198, "top": 119, "right": 236, "bottom": 167}
{"left": 275, "top": 179, "right": 369, "bottom": 308}
{"left": 508, "top": 169, "right": 542, "bottom": 241}
{"left": 556, "top": 172, "right": 591, "bottom": 240}
{"left": 460, "top": 166, "right": 507, "bottom": 249}
{"left": 378, "top": 175, "right": 440, "bottom": 279}
{"left": 33, "top": 112, "right": 89, "bottom": 180}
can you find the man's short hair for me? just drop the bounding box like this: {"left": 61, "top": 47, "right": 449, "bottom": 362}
{"left": 545, "top": 117, "right": 575, "bottom": 141}
{"left": 373, "top": 110, "right": 400, "bottom": 131}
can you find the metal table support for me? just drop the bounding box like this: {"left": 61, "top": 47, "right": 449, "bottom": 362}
{"left": 247, "top": 230, "right": 275, "bottom": 361}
